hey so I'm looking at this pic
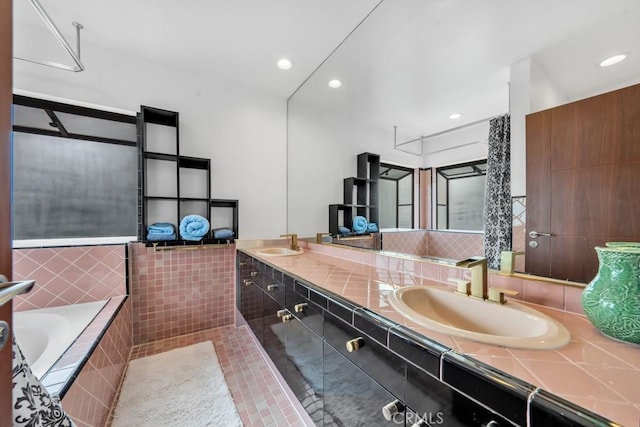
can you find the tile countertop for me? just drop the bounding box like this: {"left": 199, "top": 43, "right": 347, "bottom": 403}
{"left": 242, "top": 245, "right": 640, "bottom": 427}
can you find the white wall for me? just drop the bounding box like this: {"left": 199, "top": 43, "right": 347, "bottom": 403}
{"left": 509, "top": 57, "right": 568, "bottom": 197}
{"left": 287, "top": 96, "right": 421, "bottom": 237}
{"left": 13, "top": 37, "right": 287, "bottom": 239}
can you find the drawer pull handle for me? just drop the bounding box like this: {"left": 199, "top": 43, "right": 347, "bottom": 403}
{"left": 267, "top": 284, "right": 279, "bottom": 292}
{"left": 382, "top": 400, "right": 405, "bottom": 421}
{"left": 346, "top": 337, "right": 364, "bottom": 352}
{"left": 294, "top": 303, "right": 308, "bottom": 313}
{"left": 276, "top": 309, "right": 288, "bottom": 318}
{"left": 250, "top": 271, "right": 259, "bottom": 277}
{"left": 282, "top": 314, "right": 293, "bottom": 323}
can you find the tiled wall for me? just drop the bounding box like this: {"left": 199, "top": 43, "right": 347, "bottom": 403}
{"left": 129, "top": 242, "right": 236, "bottom": 344}
{"left": 427, "top": 230, "right": 484, "bottom": 259}
{"left": 61, "top": 298, "right": 132, "bottom": 427}
{"left": 12, "top": 245, "right": 127, "bottom": 311}
{"left": 382, "top": 230, "right": 427, "bottom": 256}
{"left": 512, "top": 196, "right": 527, "bottom": 272}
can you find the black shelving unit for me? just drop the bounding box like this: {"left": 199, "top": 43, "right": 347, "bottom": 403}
{"left": 139, "top": 105, "right": 235, "bottom": 246}
{"left": 211, "top": 199, "right": 239, "bottom": 238}
{"left": 329, "top": 152, "right": 380, "bottom": 235}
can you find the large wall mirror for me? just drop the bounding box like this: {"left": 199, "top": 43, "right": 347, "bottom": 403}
{"left": 287, "top": 0, "right": 640, "bottom": 281}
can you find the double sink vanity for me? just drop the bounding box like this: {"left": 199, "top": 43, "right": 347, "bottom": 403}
{"left": 237, "top": 239, "right": 639, "bottom": 426}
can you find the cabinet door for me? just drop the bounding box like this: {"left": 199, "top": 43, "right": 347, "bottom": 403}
{"left": 238, "top": 267, "right": 263, "bottom": 343}
{"left": 285, "top": 318, "right": 324, "bottom": 426}
{"left": 323, "top": 342, "right": 403, "bottom": 426}
{"left": 262, "top": 294, "right": 287, "bottom": 377}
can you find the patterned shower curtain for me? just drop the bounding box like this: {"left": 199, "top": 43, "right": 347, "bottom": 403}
{"left": 483, "top": 114, "right": 512, "bottom": 269}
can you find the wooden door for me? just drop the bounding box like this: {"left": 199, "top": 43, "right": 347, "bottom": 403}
{"left": 0, "top": 0, "right": 13, "bottom": 424}
{"left": 525, "top": 83, "right": 640, "bottom": 283}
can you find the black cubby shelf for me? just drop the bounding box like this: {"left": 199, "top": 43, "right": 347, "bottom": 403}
{"left": 139, "top": 105, "right": 239, "bottom": 244}
{"left": 328, "top": 152, "right": 380, "bottom": 235}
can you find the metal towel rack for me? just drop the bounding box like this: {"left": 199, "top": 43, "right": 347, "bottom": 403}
{"left": 151, "top": 241, "right": 233, "bottom": 252}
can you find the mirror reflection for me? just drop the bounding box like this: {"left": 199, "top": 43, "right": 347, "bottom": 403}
{"left": 287, "top": 0, "right": 640, "bottom": 282}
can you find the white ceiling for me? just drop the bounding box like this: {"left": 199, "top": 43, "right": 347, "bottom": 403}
{"left": 13, "top": 0, "right": 382, "bottom": 97}
{"left": 289, "top": 0, "right": 640, "bottom": 141}
{"left": 12, "top": 0, "right": 640, "bottom": 138}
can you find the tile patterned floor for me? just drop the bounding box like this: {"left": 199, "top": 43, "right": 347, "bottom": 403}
{"left": 107, "top": 325, "right": 312, "bottom": 427}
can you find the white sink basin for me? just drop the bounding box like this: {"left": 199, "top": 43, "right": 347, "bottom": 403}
{"left": 256, "top": 247, "right": 304, "bottom": 257}
{"left": 388, "top": 286, "right": 570, "bottom": 349}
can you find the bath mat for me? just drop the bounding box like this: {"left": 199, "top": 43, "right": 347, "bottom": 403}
{"left": 111, "top": 341, "right": 241, "bottom": 427}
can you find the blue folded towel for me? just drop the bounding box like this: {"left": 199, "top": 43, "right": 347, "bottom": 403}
{"left": 213, "top": 227, "right": 234, "bottom": 239}
{"left": 367, "top": 223, "right": 379, "bottom": 232}
{"left": 338, "top": 226, "right": 350, "bottom": 235}
{"left": 147, "top": 232, "right": 177, "bottom": 241}
{"left": 147, "top": 222, "right": 175, "bottom": 234}
{"left": 179, "top": 215, "right": 210, "bottom": 241}
{"left": 352, "top": 216, "right": 368, "bottom": 233}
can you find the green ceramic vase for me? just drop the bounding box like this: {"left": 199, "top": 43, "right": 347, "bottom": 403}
{"left": 581, "top": 244, "right": 640, "bottom": 344}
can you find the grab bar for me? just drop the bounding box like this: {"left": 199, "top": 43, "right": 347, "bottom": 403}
{"left": 151, "top": 241, "right": 233, "bottom": 252}
{"left": 0, "top": 280, "right": 36, "bottom": 307}
{"left": 335, "top": 234, "right": 374, "bottom": 241}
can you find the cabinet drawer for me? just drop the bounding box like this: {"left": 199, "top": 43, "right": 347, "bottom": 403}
{"left": 263, "top": 268, "right": 285, "bottom": 306}
{"left": 285, "top": 281, "right": 323, "bottom": 336}
{"left": 324, "top": 311, "right": 405, "bottom": 400}
{"left": 324, "top": 341, "right": 402, "bottom": 426}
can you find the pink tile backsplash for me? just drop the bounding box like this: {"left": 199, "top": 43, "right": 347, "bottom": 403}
{"left": 382, "top": 230, "right": 427, "bottom": 256}
{"left": 427, "top": 230, "right": 484, "bottom": 259}
{"left": 129, "top": 242, "right": 236, "bottom": 344}
{"left": 523, "top": 279, "right": 566, "bottom": 309}
{"left": 13, "top": 245, "right": 127, "bottom": 311}
{"left": 564, "top": 285, "right": 586, "bottom": 315}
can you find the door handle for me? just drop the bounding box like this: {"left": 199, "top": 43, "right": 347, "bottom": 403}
{"left": 529, "top": 230, "right": 552, "bottom": 239}
{"left": 0, "top": 279, "right": 36, "bottom": 307}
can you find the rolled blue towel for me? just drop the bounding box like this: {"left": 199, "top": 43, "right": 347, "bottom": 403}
{"left": 367, "top": 223, "right": 379, "bottom": 232}
{"left": 338, "top": 226, "right": 350, "bottom": 235}
{"left": 213, "top": 227, "right": 234, "bottom": 239}
{"left": 147, "top": 222, "right": 175, "bottom": 234}
{"left": 352, "top": 216, "right": 368, "bottom": 233}
{"left": 179, "top": 215, "right": 210, "bottom": 241}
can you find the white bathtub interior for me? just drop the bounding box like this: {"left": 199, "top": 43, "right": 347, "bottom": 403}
{"left": 13, "top": 299, "right": 109, "bottom": 379}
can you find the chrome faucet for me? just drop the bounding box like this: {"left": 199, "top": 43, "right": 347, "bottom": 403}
{"left": 280, "top": 233, "right": 299, "bottom": 251}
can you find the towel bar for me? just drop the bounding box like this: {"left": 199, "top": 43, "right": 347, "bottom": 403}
{"left": 151, "top": 241, "right": 232, "bottom": 252}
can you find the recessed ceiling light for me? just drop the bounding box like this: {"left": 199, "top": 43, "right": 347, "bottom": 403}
{"left": 328, "top": 79, "right": 342, "bottom": 88}
{"left": 277, "top": 58, "right": 293, "bottom": 70}
{"left": 449, "top": 113, "right": 462, "bottom": 119}
{"left": 599, "top": 54, "right": 627, "bottom": 67}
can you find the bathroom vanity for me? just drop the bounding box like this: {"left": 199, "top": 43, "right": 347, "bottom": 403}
{"left": 236, "top": 245, "right": 637, "bottom": 426}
